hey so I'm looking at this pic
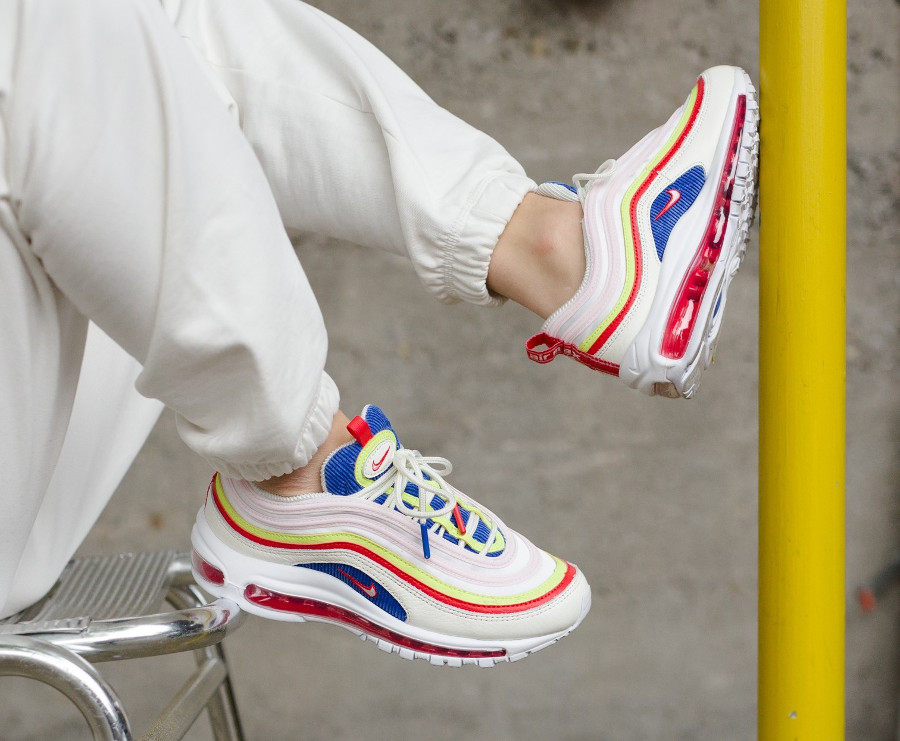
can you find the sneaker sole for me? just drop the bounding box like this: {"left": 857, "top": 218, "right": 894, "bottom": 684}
{"left": 191, "top": 515, "right": 591, "bottom": 667}
{"left": 619, "top": 68, "right": 760, "bottom": 398}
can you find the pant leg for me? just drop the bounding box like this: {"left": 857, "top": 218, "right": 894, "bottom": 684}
{"left": 0, "top": 181, "right": 160, "bottom": 617}
{"left": 162, "top": 0, "right": 536, "bottom": 306}
{"left": 0, "top": 179, "right": 87, "bottom": 617}
{"left": 6, "top": 0, "right": 338, "bottom": 480}
{"left": 0, "top": 0, "right": 339, "bottom": 616}
{"left": 0, "top": 326, "right": 164, "bottom": 618}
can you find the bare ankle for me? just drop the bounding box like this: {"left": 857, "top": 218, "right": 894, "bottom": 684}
{"left": 255, "top": 411, "right": 353, "bottom": 497}
{"left": 487, "top": 193, "right": 586, "bottom": 319}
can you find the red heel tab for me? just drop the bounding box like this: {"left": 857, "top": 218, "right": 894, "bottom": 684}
{"left": 527, "top": 333, "right": 620, "bottom": 376}
{"left": 347, "top": 416, "right": 374, "bottom": 445}
{"left": 526, "top": 333, "right": 563, "bottom": 364}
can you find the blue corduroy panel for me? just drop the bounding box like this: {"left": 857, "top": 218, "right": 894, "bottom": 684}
{"left": 362, "top": 404, "right": 397, "bottom": 442}
{"left": 472, "top": 518, "right": 492, "bottom": 545}
{"left": 297, "top": 562, "right": 407, "bottom": 621}
{"left": 322, "top": 443, "right": 364, "bottom": 495}
{"left": 649, "top": 165, "right": 706, "bottom": 260}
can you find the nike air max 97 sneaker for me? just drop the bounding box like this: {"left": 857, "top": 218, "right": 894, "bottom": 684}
{"left": 191, "top": 405, "right": 591, "bottom": 666}
{"left": 527, "top": 65, "right": 759, "bottom": 398}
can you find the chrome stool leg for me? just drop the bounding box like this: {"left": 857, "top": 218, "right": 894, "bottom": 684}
{"left": 0, "top": 551, "right": 246, "bottom": 740}
{"left": 0, "top": 634, "right": 132, "bottom": 740}
{"left": 166, "top": 582, "right": 245, "bottom": 741}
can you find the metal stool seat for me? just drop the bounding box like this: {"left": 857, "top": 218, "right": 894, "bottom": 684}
{"left": 0, "top": 550, "right": 245, "bottom": 740}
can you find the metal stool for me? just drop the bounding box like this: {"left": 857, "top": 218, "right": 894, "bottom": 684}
{"left": 0, "top": 551, "right": 246, "bottom": 740}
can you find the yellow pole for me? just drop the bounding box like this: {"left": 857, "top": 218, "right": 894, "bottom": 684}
{"left": 759, "top": 1, "right": 846, "bottom": 739}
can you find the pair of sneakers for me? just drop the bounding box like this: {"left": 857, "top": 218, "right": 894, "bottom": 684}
{"left": 191, "top": 65, "right": 759, "bottom": 666}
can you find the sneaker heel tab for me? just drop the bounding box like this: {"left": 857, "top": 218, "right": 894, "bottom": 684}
{"left": 347, "top": 415, "right": 374, "bottom": 446}
{"left": 526, "top": 333, "right": 563, "bottom": 364}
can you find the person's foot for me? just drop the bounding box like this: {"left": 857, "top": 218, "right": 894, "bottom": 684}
{"left": 191, "top": 405, "right": 591, "bottom": 666}
{"left": 526, "top": 65, "right": 759, "bottom": 398}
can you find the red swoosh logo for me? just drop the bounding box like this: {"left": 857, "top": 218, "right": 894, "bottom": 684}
{"left": 654, "top": 188, "right": 681, "bottom": 221}
{"left": 370, "top": 447, "right": 390, "bottom": 473}
{"left": 338, "top": 568, "right": 378, "bottom": 599}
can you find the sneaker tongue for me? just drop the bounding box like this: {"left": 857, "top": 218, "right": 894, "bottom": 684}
{"left": 534, "top": 180, "right": 580, "bottom": 202}
{"left": 321, "top": 405, "right": 447, "bottom": 510}
{"left": 320, "top": 405, "right": 505, "bottom": 557}
{"left": 321, "top": 405, "right": 403, "bottom": 497}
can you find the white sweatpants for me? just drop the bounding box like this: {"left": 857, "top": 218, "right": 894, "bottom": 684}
{"left": 0, "top": 0, "right": 534, "bottom": 617}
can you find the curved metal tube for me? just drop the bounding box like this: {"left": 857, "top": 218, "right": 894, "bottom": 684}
{"left": 33, "top": 598, "right": 245, "bottom": 662}
{"left": 0, "top": 634, "right": 132, "bottom": 740}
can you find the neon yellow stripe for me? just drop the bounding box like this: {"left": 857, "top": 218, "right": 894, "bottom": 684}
{"left": 578, "top": 85, "right": 700, "bottom": 353}
{"left": 217, "top": 479, "right": 565, "bottom": 606}
{"left": 398, "top": 490, "right": 506, "bottom": 555}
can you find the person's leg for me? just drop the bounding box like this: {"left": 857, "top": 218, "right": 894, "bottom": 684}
{"left": 152, "top": 6, "right": 592, "bottom": 663}
{"left": 521, "top": 68, "right": 759, "bottom": 398}
{"left": 2, "top": 326, "right": 164, "bottom": 616}
{"left": 0, "top": 0, "right": 341, "bottom": 615}
{"left": 486, "top": 194, "right": 587, "bottom": 320}
{"left": 163, "top": 0, "right": 535, "bottom": 309}
{"left": 164, "top": 1, "right": 758, "bottom": 400}
{"left": 219, "top": 63, "right": 758, "bottom": 664}
{"left": 0, "top": 187, "right": 88, "bottom": 617}
{"left": 157, "top": 0, "right": 752, "bottom": 664}
{"left": 0, "top": 147, "right": 157, "bottom": 618}
{"left": 159, "top": 0, "right": 759, "bottom": 514}
{"left": 8, "top": 0, "right": 339, "bottom": 479}
{"left": 191, "top": 402, "right": 593, "bottom": 667}
{"left": 0, "top": 2, "right": 92, "bottom": 614}
{"left": 2, "top": 0, "right": 589, "bottom": 665}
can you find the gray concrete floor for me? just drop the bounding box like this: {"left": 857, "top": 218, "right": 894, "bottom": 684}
{"left": 2, "top": 0, "right": 899, "bottom": 738}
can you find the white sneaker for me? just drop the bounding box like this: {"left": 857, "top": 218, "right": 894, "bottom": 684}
{"left": 527, "top": 65, "right": 759, "bottom": 398}
{"left": 191, "top": 405, "right": 591, "bottom": 666}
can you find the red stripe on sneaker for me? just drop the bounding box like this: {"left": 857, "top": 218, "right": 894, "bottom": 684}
{"left": 586, "top": 76, "right": 707, "bottom": 357}
{"left": 211, "top": 478, "right": 577, "bottom": 615}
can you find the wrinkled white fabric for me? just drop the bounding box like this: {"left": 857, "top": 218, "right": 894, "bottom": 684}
{"left": 161, "top": 0, "right": 534, "bottom": 307}
{"left": 0, "top": 0, "right": 533, "bottom": 616}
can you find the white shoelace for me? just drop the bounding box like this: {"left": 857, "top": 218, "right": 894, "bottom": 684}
{"left": 572, "top": 159, "right": 618, "bottom": 200}
{"left": 348, "top": 448, "right": 499, "bottom": 559}
{"left": 535, "top": 159, "right": 617, "bottom": 205}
